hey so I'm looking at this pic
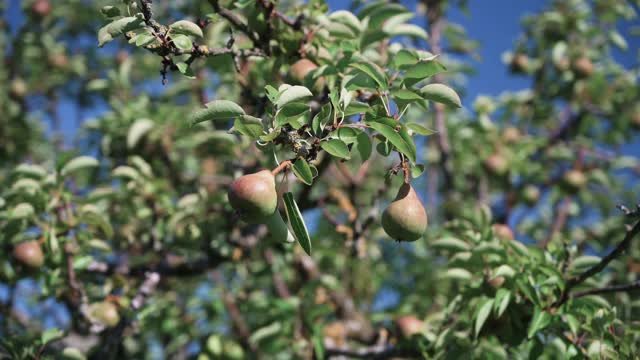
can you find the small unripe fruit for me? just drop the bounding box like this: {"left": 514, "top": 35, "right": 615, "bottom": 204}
{"left": 632, "top": 111, "right": 640, "bottom": 128}
{"left": 572, "top": 57, "right": 593, "bottom": 78}
{"left": 10, "top": 78, "right": 28, "bottom": 99}
{"left": 485, "top": 153, "right": 508, "bottom": 175}
{"left": 228, "top": 170, "right": 278, "bottom": 222}
{"left": 31, "top": 0, "right": 51, "bottom": 17}
{"left": 563, "top": 169, "right": 587, "bottom": 191}
{"left": 13, "top": 241, "right": 44, "bottom": 268}
{"left": 49, "top": 53, "right": 69, "bottom": 69}
{"left": 289, "top": 59, "right": 318, "bottom": 84}
{"left": 522, "top": 185, "right": 540, "bottom": 206}
{"left": 554, "top": 57, "right": 569, "bottom": 72}
{"left": 492, "top": 224, "right": 514, "bottom": 241}
{"left": 510, "top": 54, "right": 529, "bottom": 73}
{"left": 488, "top": 276, "right": 506, "bottom": 289}
{"left": 395, "top": 315, "right": 423, "bottom": 338}
{"left": 381, "top": 184, "right": 428, "bottom": 241}
{"left": 502, "top": 127, "right": 521, "bottom": 144}
{"left": 89, "top": 301, "right": 120, "bottom": 327}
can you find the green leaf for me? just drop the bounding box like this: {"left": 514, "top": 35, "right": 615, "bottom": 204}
{"left": 79, "top": 205, "right": 114, "bottom": 239}
{"left": 475, "top": 299, "right": 494, "bottom": 337}
{"left": 134, "top": 32, "right": 155, "bottom": 47}
{"left": 277, "top": 86, "right": 313, "bottom": 108}
{"left": 356, "top": 132, "right": 372, "bottom": 161}
{"left": 169, "top": 20, "right": 203, "bottom": 37}
{"left": 444, "top": 268, "right": 472, "bottom": 281}
{"left": 10, "top": 203, "right": 34, "bottom": 219}
{"left": 493, "top": 265, "right": 516, "bottom": 278}
{"left": 420, "top": 83, "right": 462, "bottom": 108}
{"left": 98, "top": 15, "right": 144, "bottom": 47}
{"left": 404, "top": 60, "right": 447, "bottom": 84}
{"left": 172, "top": 34, "right": 193, "bottom": 51}
{"left": 384, "top": 23, "right": 428, "bottom": 40}
{"left": 350, "top": 61, "right": 388, "bottom": 90}
{"left": 232, "top": 115, "right": 264, "bottom": 139}
{"left": 127, "top": 118, "right": 154, "bottom": 149}
{"left": 175, "top": 62, "right": 196, "bottom": 78}
{"left": 527, "top": 308, "right": 552, "bottom": 339}
{"left": 343, "top": 101, "right": 371, "bottom": 116}
{"left": 367, "top": 121, "right": 415, "bottom": 162}
{"left": 432, "top": 237, "right": 469, "bottom": 252}
{"left": 283, "top": 192, "right": 312, "bottom": 256}
{"left": 100, "top": 6, "right": 121, "bottom": 18}
{"left": 363, "top": 3, "right": 411, "bottom": 29}
{"left": 13, "top": 164, "right": 47, "bottom": 179}
{"left": 41, "top": 328, "right": 64, "bottom": 345}
{"left": 60, "top": 156, "right": 99, "bottom": 177}
{"left": 406, "top": 122, "right": 436, "bottom": 135}
{"left": 494, "top": 289, "right": 511, "bottom": 317}
{"left": 321, "top": 139, "right": 351, "bottom": 159}
{"left": 190, "top": 100, "right": 245, "bottom": 125}
{"left": 393, "top": 49, "right": 420, "bottom": 69}
{"left": 292, "top": 159, "right": 313, "bottom": 185}
{"left": 328, "top": 10, "right": 363, "bottom": 34}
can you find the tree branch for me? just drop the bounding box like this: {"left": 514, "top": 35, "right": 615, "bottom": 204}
{"left": 553, "top": 218, "right": 640, "bottom": 307}
{"left": 572, "top": 280, "right": 640, "bottom": 299}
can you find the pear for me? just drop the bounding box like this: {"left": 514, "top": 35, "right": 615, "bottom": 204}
{"left": 89, "top": 301, "right": 120, "bottom": 327}
{"left": 510, "top": 54, "right": 529, "bottom": 73}
{"left": 228, "top": 170, "right": 294, "bottom": 242}
{"left": 395, "top": 315, "right": 424, "bottom": 338}
{"left": 563, "top": 169, "right": 587, "bottom": 192}
{"left": 228, "top": 170, "right": 278, "bottom": 222}
{"left": 572, "top": 57, "right": 593, "bottom": 77}
{"left": 289, "top": 59, "right": 318, "bottom": 84}
{"left": 13, "top": 241, "right": 44, "bottom": 269}
{"left": 485, "top": 153, "right": 509, "bottom": 175}
{"left": 492, "top": 224, "right": 514, "bottom": 241}
{"left": 382, "top": 184, "right": 428, "bottom": 241}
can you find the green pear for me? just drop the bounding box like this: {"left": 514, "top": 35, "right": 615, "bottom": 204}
{"left": 89, "top": 301, "right": 120, "bottom": 327}
{"left": 382, "top": 184, "right": 428, "bottom": 241}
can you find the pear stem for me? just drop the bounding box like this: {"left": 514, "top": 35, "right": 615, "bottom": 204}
{"left": 402, "top": 158, "right": 410, "bottom": 184}
{"left": 271, "top": 160, "right": 292, "bottom": 175}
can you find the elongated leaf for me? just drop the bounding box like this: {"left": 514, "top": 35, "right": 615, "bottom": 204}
{"left": 60, "top": 156, "right": 99, "bottom": 177}
{"left": 277, "top": 86, "right": 313, "bottom": 108}
{"left": 406, "top": 122, "right": 436, "bottom": 135}
{"left": 98, "top": 15, "right": 144, "bottom": 47}
{"left": 475, "top": 299, "right": 494, "bottom": 337}
{"left": 495, "top": 289, "right": 511, "bottom": 317}
{"left": 283, "top": 192, "right": 312, "bottom": 256}
{"left": 350, "top": 61, "right": 388, "bottom": 90}
{"left": 356, "top": 132, "right": 372, "bottom": 161}
{"left": 404, "top": 60, "right": 447, "bottom": 83}
{"left": 321, "top": 139, "right": 350, "bottom": 159}
{"left": 420, "top": 83, "right": 462, "bottom": 108}
{"left": 190, "top": 100, "right": 245, "bottom": 125}
{"left": 231, "top": 115, "right": 264, "bottom": 139}
{"left": 527, "top": 308, "right": 552, "bottom": 339}
{"left": 169, "top": 20, "right": 203, "bottom": 37}
{"left": 127, "top": 118, "right": 154, "bottom": 149}
{"left": 172, "top": 34, "right": 193, "bottom": 51}
{"left": 367, "top": 121, "right": 415, "bottom": 162}
{"left": 292, "top": 159, "right": 313, "bottom": 185}
{"left": 431, "top": 237, "right": 470, "bottom": 252}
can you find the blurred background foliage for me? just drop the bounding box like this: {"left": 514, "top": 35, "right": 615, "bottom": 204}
{"left": 0, "top": 0, "right": 639, "bottom": 359}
